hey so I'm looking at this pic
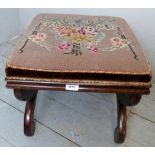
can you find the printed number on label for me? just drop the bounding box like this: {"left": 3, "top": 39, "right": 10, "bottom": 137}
{"left": 65, "top": 84, "right": 79, "bottom": 91}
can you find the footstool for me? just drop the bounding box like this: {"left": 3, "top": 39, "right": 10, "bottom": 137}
{"left": 5, "top": 13, "right": 152, "bottom": 143}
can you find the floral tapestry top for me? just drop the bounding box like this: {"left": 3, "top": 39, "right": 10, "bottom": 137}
{"left": 19, "top": 14, "right": 138, "bottom": 60}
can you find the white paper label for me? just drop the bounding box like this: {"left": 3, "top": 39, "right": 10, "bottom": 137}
{"left": 65, "top": 84, "right": 79, "bottom": 91}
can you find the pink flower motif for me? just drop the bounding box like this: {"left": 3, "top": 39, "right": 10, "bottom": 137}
{"left": 58, "top": 43, "right": 70, "bottom": 50}
{"left": 28, "top": 33, "right": 47, "bottom": 43}
{"left": 77, "top": 26, "right": 97, "bottom": 36}
{"left": 85, "top": 27, "right": 97, "bottom": 35}
{"left": 88, "top": 46, "right": 98, "bottom": 52}
{"left": 110, "top": 37, "right": 129, "bottom": 48}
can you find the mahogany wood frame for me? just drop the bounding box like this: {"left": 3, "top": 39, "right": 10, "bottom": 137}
{"left": 6, "top": 79, "right": 149, "bottom": 143}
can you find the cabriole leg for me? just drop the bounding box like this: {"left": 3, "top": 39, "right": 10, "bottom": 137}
{"left": 14, "top": 89, "right": 38, "bottom": 136}
{"left": 114, "top": 94, "right": 141, "bottom": 143}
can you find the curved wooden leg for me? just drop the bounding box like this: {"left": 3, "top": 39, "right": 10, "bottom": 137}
{"left": 24, "top": 93, "right": 37, "bottom": 136}
{"left": 14, "top": 89, "right": 38, "bottom": 136}
{"left": 114, "top": 94, "right": 141, "bottom": 143}
{"left": 114, "top": 97, "right": 127, "bottom": 143}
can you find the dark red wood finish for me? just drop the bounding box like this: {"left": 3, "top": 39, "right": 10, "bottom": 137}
{"left": 6, "top": 78, "right": 147, "bottom": 143}
{"left": 114, "top": 94, "right": 141, "bottom": 143}
{"left": 14, "top": 89, "right": 38, "bottom": 136}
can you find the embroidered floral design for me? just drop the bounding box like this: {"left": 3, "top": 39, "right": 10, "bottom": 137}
{"left": 110, "top": 37, "right": 129, "bottom": 48}
{"left": 20, "top": 16, "right": 138, "bottom": 60}
{"left": 88, "top": 46, "right": 98, "bottom": 52}
{"left": 58, "top": 43, "right": 70, "bottom": 50}
{"left": 87, "top": 44, "right": 98, "bottom": 52}
{"left": 37, "top": 17, "right": 110, "bottom": 55}
{"left": 78, "top": 26, "right": 97, "bottom": 36}
{"left": 28, "top": 33, "right": 46, "bottom": 43}
{"left": 28, "top": 33, "right": 51, "bottom": 51}
{"left": 51, "top": 23, "right": 104, "bottom": 55}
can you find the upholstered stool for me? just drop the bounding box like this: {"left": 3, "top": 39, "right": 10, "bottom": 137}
{"left": 5, "top": 14, "right": 152, "bottom": 143}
